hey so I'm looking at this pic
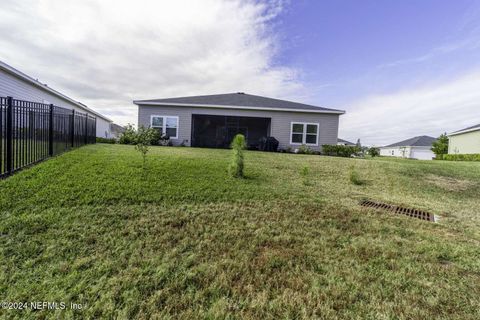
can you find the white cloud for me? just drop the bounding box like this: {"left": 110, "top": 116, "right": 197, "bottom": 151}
{"left": 0, "top": 0, "right": 301, "bottom": 125}
{"left": 340, "top": 70, "right": 480, "bottom": 146}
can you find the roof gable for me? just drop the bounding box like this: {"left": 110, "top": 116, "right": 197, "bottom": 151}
{"left": 134, "top": 92, "right": 345, "bottom": 114}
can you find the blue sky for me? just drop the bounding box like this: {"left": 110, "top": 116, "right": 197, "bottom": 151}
{"left": 275, "top": 0, "right": 480, "bottom": 105}
{"left": 1, "top": 0, "right": 479, "bottom": 145}
{"left": 271, "top": 0, "right": 480, "bottom": 144}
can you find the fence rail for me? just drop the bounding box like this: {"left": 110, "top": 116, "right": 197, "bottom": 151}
{"left": 0, "top": 96, "right": 96, "bottom": 178}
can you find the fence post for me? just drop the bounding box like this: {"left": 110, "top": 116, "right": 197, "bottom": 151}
{"left": 49, "top": 104, "right": 54, "bottom": 156}
{"left": 6, "top": 96, "right": 13, "bottom": 175}
{"left": 71, "top": 109, "right": 75, "bottom": 148}
{"left": 84, "top": 114, "right": 88, "bottom": 145}
{"left": 94, "top": 117, "right": 97, "bottom": 143}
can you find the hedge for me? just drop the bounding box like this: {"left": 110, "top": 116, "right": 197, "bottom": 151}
{"left": 436, "top": 154, "right": 480, "bottom": 161}
{"left": 322, "top": 145, "right": 360, "bottom": 157}
{"left": 96, "top": 137, "right": 116, "bottom": 144}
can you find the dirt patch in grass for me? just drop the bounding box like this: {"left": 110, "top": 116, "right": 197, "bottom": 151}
{"left": 425, "top": 174, "right": 476, "bottom": 191}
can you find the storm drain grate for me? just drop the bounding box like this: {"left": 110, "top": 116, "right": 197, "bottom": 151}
{"left": 360, "top": 200, "right": 436, "bottom": 222}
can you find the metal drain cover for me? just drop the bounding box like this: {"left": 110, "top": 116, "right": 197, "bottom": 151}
{"left": 360, "top": 199, "right": 436, "bottom": 222}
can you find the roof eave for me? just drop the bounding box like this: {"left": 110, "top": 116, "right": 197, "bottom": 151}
{"left": 447, "top": 127, "right": 480, "bottom": 136}
{"left": 0, "top": 61, "right": 113, "bottom": 122}
{"left": 133, "top": 101, "right": 346, "bottom": 115}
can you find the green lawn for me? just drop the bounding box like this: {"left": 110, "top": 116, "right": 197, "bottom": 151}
{"left": 1, "top": 144, "right": 479, "bottom": 319}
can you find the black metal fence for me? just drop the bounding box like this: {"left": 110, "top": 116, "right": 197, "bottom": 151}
{"left": 0, "top": 96, "right": 96, "bottom": 178}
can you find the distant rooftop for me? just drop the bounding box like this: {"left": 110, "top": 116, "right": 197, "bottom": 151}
{"left": 338, "top": 138, "right": 355, "bottom": 145}
{"left": 383, "top": 135, "right": 437, "bottom": 148}
{"left": 134, "top": 92, "right": 345, "bottom": 114}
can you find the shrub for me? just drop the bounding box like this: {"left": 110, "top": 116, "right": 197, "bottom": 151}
{"left": 229, "top": 134, "right": 246, "bottom": 178}
{"left": 134, "top": 126, "right": 159, "bottom": 169}
{"left": 437, "top": 154, "right": 480, "bottom": 161}
{"left": 296, "top": 144, "right": 315, "bottom": 154}
{"left": 349, "top": 165, "right": 364, "bottom": 185}
{"left": 431, "top": 133, "right": 449, "bottom": 156}
{"left": 118, "top": 124, "right": 138, "bottom": 145}
{"left": 322, "top": 145, "right": 360, "bottom": 157}
{"left": 96, "top": 137, "right": 116, "bottom": 144}
{"left": 300, "top": 166, "right": 311, "bottom": 186}
{"left": 367, "top": 147, "right": 380, "bottom": 157}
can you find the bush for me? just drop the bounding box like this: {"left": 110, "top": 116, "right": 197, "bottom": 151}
{"left": 229, "top": 134, "right": 246, "bottom": 178}
{"left": 349, "top": 165, "right": 364, "bottom": 185}
{"left": 367, "top": 147, "right": 380, "bottom": 157}
{"left": 96, "top": 137, "right": 116, "bottom": 144}
{"left": 322, "top": 145, "right": 360, "bottom": 157}
{"left": 300, "top": 166, "right": 311, "bottom": 186}
{"left": 437, "top": 154, "right": 480, "bottom": 161}
{"left": 118, "top": 124, "right": 138, "bottom": 145}
{"left": 296, "top": 144, "right": 316, "bottom": 154}
{"left": 431, "top": 133, "right": 448, "bottom": 156}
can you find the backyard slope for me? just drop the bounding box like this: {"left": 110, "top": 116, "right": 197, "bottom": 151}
{"left": 0, "top": 144, "right": 479, "bottom": 319}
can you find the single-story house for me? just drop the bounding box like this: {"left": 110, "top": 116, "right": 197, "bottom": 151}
{"left": 337, "top": 138, "right": 355, "bottom": 146}
{"left": 0, "top": 60, "right": 113, "bottom": 138}
{"left": 379, "top": 135, "right": 437, "bottom": 160}
{"left": 447, "top": 123, "right": 480, "bottom": 154}
{"left": 134, "top": 92, "right": 345, "bottom": 151}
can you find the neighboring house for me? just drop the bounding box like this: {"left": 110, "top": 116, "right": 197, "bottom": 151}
{"left": 379, "top": 135, "right": 437, "bottom": 160}
{"left": 134, "top": 92, "right": 345, "bottom": 151}
{"left": 110, "top": 123, "right": 126, "bottom": 139}
{"left": 337, "top": 138, "right": 355, "bottom": 146}
{"left": 447, "top": 123, "right": 480, "bottom": 154}
{"left": 0, "top": 60, "right": 113, "bottom": 138}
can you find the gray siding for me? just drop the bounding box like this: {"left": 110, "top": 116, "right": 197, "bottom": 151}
{"left": 0, "top": 69, "right": 111, "bottom": 138}
{"left": 138, "top": 104, "right": 340, "bottom": 151}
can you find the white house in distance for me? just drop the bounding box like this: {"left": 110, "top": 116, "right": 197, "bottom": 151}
{"left": 0, "top": 60, "right": 113, "bottom": 138}
{"left": 379, "top": 135, "right": 437, "bottom": 160}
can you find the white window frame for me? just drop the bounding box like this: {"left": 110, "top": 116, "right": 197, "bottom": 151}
{"left": 150, "top": 115, "right": 179, "bottom": 139}
{"left": 290, "top": 122, "right": 319, "bottom": 146}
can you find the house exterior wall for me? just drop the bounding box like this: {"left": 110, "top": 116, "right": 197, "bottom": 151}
{"left": 137, "top": 104, "right": 340, "bottom": 150}
{"left": 0, "top": 68, "right": 111, "bottom": 138}
{"left": 448, "top": 130, "right": 480, "bottom": 154}
{"left": 380, "top": 146, "right": 434, "bottom": 160}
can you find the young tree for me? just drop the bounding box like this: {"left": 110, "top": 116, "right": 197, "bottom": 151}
{"left": 229, "top": 134, "right": 246, "bottom": 178}
{"left": 431, "top": 133, "right": 449, "bottom": 157}
{"left": 135, "top": 126, "right": 158, "bottom": 170}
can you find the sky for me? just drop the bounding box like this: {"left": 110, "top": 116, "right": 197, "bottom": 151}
{"left": 0, "top": 0, "right": 479, "bottom": 145}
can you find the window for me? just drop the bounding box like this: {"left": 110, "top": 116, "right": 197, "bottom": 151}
{"left": 151, "top": 115, "right": 178, "bottom": 139}
{"left": 290, "top": 122, "right": 319, "bottom": 145}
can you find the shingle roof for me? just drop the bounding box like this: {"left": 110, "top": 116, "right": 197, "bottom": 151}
{"left": 449, "top": 123, "right": 480, "bottom": 135}
{"left": 134, "top": 92, "right": 344, "bottom": 114}
{"left": 338, "top": 138, "right": 355, "bottom": 145}
{"left": 383, "top": 136, "right": 437, "bottom": 148}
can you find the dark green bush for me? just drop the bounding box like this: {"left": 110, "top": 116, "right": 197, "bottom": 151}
{"left": 119, "top": 125, "right": 161, "bottom": 146}
{"left": 431, "top": 133, "right": 448, "bottom": 156}
{"left": 322, "top": 145, "right": 360, "bottom": 157}
{"left": 367, "top": 147, "right": 380, "bottom": 157}
{"left": 96, "top": 137, "right": 116, "bottom": 144}
{"left": 437, "top": 154, "right": 480, "bottom": 161}
{"left": 229, "top": 134, "right": 246, "bottom": 178}
{"left": 118, "top": 124, "right": 138, "bottom": 145}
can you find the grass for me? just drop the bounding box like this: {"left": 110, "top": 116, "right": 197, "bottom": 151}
{"left": 1, "top": 144, "right": 480, "bottom": 319}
